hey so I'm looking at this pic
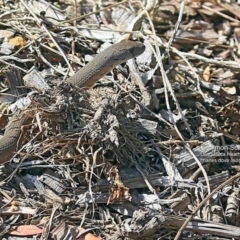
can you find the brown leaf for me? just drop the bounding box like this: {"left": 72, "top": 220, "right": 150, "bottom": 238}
{"left": 8, "top": 36, "right": 27, "bottom": 47}
{"left": 107, "top": 166, "right": 131, "bottom": 204}
{"left": 9, "top": 225, "right": 43, "bottom": 236}
{"left": 77, "top": 232, "right": 101, "bottom": 240}
{"left": 202, "top": 65, "right": 211, "bottom": 82}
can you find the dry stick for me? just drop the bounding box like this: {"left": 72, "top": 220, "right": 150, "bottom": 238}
{"left": 20, "top": 22, "right": 67, "bottom": 76}
{"left": 0, "top": 189, "right": 16, "bottom": 210}
{"left": 202, "top": 4, "right": 240, "bottom": 24}
{"left": 160, "top": 2, "right": 194, "bottom": 136}
{"left": 34, "top": 48, "right": 65, "bottom": 75}
{"left": 72, "top": 0, "right": 78, "bottom": 57}
{"left": 163, "top": 9, "right": 206, "bottom": 102}
{"left": 66, "top": 23, "right": 240, "bottom": 71}
{"left": 128, "top": 59, "right": 152, "bottom": 111}
{"left": 117, "top": 0, "right": 157, "bottom": 41}
{"left": 135, "top": 163, "right": 158, "bottom": 195}
{"left": 172, "top": 49, "right": 240, "bottom": 71}
{"left": 111, "top": 80, "right": 171, "bottom": 126}
{"left": 0, "top": 59, "right": 28, "bottom": 73}
{"left": 0, "top": 132, "right": 42, "bottom": 186}
{"left": 139, "top": 0, "right": 211, "bottom": 201}
{"left": 174, "top": 172, "right": 240, "bottom": 240}
{"left": 61, "top": 0, "right": 128, "bottom": 24}
{"left": 40, "top": 203, "right": 60, "bottom": 240}
{"left": 88, "top": 147, "right": 102, "bottom": 218}
{"left": 40, "top": 43, "right": 64, "bottom": 57}
{"left": 62, "top": 25, "right": 140, "bottom": 34}
{"left": 138, "top": 2, "right": 193, "bottom": 135}
{"left": 12, "top": 41, "right": 33, "bottom": 57}
{"left": 162, "top": 43, "right": 239, "bottom": 100}
{"left": 41, "top": 24, "right": 74, "bottom": 74}
{"left": 19, "top": 0, "right": 73, "bottom": 75}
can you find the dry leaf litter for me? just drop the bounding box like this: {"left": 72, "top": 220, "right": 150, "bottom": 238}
{"left": 0, "top": 0, "right": 240, "bottom": 239}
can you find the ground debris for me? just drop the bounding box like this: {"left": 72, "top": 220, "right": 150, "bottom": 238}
{"left": 1, "top": 0, "right": 240, "bottom": 239}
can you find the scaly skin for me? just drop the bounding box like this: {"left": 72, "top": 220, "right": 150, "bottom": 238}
{"left": 0, "top": 41, "right": 145, "bottom": 163}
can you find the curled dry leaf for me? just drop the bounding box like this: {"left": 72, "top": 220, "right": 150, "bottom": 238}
{"left": 8, "top": 36, "right": 27, "bottom": 47}
{"left": 202, "top": 65, "right": 211, "bottom": 82}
